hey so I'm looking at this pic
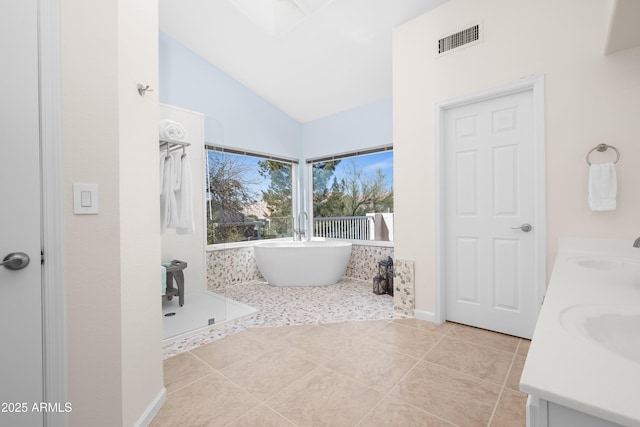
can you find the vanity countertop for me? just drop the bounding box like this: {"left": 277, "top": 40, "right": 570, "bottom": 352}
{"left": 520, "top": 238, "right": 640, "bottom": 426}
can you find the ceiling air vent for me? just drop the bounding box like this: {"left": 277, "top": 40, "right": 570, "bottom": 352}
{"left": 437, "top": 23, "right": 481, "bottom": 55}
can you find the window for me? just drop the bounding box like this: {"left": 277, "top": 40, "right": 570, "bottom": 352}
{"left": 309, "top": 147, "right": 393, "bottom": 241}
{"left": 206, "top": 147, "right": 295, "bottom": 244}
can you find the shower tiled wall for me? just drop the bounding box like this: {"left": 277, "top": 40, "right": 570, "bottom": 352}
{"left": 206, "top": 243, "right": 415, "bottom": 318}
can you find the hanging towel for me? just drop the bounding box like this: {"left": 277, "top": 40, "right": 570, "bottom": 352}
{"left": 159, "top": 119, "right": 188, "bottom": 141}
{"left": 160, "top": 153, "right": 176, "bottom": 233}
{"left": 176, "top": 152, "right": 194, "bottom": 235}
{"left": 159, "top": 151, "right": 167, "bottom": 195}
{"left": 160, "top": 149, "right": 194, "bottom": 234}
{"left": 167, "top": 152, "right": 182, "bottom": 229}
{"left": 161, "top": 265, "right": 167, "bottom": 295}
{"left": 588, "top": 162, "right": 617, "bottom": 211}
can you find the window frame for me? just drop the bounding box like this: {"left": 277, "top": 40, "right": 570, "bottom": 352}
{"left": 306, "top": 145, "right": 394, "bottom": 242}
{"left": 205, "top": 145, "right": 299, "bottom": 246}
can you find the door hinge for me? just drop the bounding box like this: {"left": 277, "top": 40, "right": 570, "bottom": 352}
{"left": 41, "top": 250, "right": 45, "bottom": 265}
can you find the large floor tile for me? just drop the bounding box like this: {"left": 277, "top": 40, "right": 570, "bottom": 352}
{"left": 505, "top": 354, "right": 527, "bottom": 392}
{"left": 425, "top": 337, "right": 514, "bottom": 385}
{"left": 517, "top": 338, "right": 531, "bottom": 357}
{"left": 281, "top": 325, "right": 365, "bottom": 364}
{"left": 267, "top": 367, "right": 384, "bottom": 427}
{"left": 358, "top": 395, "right": 455, "bottom": 427}
{"left": 325, "top": 343, "right": 419, "bottom": 393}
{"left": 366, "top": 322, "right": 442, "bottom": 359}
{"left": 390, "top": 361, "right": 501, "bottom": 427}
{"left": 190, "top": 332, "right": 269, "bottom": 370}
{"left": 240, "top": 324, "right": 314, "bottom": 343}
{"left": 319, "top": 319, "right": 390, "bottom": 338}
{"left": 447, "top": 324, "right": 520, "bottom": 353}
{"left": 392, "top": 318, "right": 455, "bottom": 335}
{"left": 490, "top": 389, "right": 527, "bottom": 427}
{"left": 226, "top": 404, "right": 296, "bottom": 427}
{"left": 163, "top": 351, "right": 214, "bottom": 394}
{"left": 150, "top": 371, "right": 261, "bottom": 427}
{"left": 220, "top": 345, "right": 318, "bottom": 401}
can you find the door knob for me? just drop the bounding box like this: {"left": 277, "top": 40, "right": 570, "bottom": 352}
{"left": 511, "top": 224, "right": 532, "bottom": 232}
{"left": 1, "top": 252, "right": 30, "bottom": 270}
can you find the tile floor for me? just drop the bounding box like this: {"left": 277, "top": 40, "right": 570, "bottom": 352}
{"left": 151, "top": 318, "right": 529, "bottom": 427}
{"left": 162, "top": 278, "right": 396, "bottom": 358}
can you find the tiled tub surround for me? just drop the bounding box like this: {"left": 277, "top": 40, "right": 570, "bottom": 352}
{"left": 206, "top": 242, "right": 412, "bottom": 312}
{"left": 153, "top": 319, "right": 529, "bottom": 426}
{"left": 206, "top": 242, "right": 394, "bottom": 291}
{"left": 344, "top": 243, "right": 394, "bottom": 281}
{"left": 393, "top": 260, "right": 415, "bottom": 317}
{"left": 207, "top": 246, "right": 263, "bottom": 292}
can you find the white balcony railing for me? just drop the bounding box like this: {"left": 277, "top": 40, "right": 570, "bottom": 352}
{"left": 208, "top": 214, "right": 393, "bottom": 244}
{"left": 313, "top": 216, "right": 372, "bottom": 240}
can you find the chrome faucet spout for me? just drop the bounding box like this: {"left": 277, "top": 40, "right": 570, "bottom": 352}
{"left": 633, "top": 237, "right": 640, "bottom": 248}
{"left": 295, "top": 211, "right": 309, "bottom": 241}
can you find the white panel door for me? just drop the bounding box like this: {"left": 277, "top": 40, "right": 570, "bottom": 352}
{"left": 0, "top": 0, "right": 44, "bottom": 425}
{"left": 444, "top": 89, "right": 537, "bottom": 339}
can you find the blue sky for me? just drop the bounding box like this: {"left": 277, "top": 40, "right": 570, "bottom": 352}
{"left": 332, "top": 151, "right": 394, "bottom": 188}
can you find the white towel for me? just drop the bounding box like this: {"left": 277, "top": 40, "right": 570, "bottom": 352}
{"left": 175, "top": 153, "right": 194, "bottom": 234}
{"left": 160, "top": 151, "right": 194, "bottom": 234}
{"left": 159, "top": 151, "right": 167, "bottom": 195}
{"left": 588, "top": 163, "right": 617, "bottom": 211}
{"left": 160, "top": 153, "right": 174, "bottom": 233}
{"left": 161, "top": 265, "right": 167, "bottom": 295}
{"left": 167, "top": 152, "right": 182, "bottom": 229}
{"left": 159, "top": 119, "right": 188, "bottom": 141}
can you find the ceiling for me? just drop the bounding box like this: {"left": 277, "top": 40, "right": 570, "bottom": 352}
{"left": 604, "top": 0, "right": 640, "bottom": 55}
{"left": 158, "top": 0, "right": 449, "bottom": 123}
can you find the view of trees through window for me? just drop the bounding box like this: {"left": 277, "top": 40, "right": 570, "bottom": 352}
{"left": 206, "top": 149, "right": 293, "bottom": 244}
{"left": 312, "top": 149, "right": 394, "bottom": 241}
{"left": 205, "top": 147, "right": 394, "bottom": 245}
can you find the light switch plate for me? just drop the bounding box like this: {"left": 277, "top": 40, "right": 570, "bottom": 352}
{"left": 73, "top": 183, "right": 99, "bottom": 214}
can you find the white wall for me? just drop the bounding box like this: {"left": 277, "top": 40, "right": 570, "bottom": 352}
{"left": 62, "top": 0, "right": 164, "bottom": 425}
{"left": 159, "top": 32, "right": 301, "bottom": 160}
{"left": 301, "top": 98, "right": 393, "bottom": 160}
{"left": 160, "top": 104, "right": 207, "bottom": 296}
{"left": 118, "top": 0, "right": 164, "bottom": 425}
{"left": 393, "top": 0, "right": 640, "bottom": 314}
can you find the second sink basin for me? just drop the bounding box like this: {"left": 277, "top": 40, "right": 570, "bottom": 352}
{"left": 568, "top": 256, "right": 640, "bottom": 274}
{"left": 560, "top": 305, "right": 640, "bottom": 364}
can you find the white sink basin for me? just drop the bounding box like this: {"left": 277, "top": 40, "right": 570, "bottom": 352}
{"left": 568, "top": 256, "right": 640, "bottom": 274}
{"left": 560, "top": 305, "right": 640, "bottom": 364}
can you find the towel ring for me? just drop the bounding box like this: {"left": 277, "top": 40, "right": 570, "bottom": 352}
{"left": 586, "top": 143, "right": 620, "bottom": 165}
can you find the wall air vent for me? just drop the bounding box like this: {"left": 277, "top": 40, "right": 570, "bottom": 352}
{"left": 437, "top": 23, "right": 481, "bottom": 55}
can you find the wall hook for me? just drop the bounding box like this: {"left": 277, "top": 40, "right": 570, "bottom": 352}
{"left": 137, "top": 84, "right": 154, "bottom": 96}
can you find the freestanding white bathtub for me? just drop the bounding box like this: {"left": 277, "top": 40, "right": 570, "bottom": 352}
{"left": 253, "top": 239, "right": 352, "bottom": 286}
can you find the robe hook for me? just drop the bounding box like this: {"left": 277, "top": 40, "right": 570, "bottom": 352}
{"left": 137, "top": 84, "right": 154, "bottom": 96}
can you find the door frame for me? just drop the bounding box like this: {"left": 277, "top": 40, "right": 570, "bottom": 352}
{"left": 40, "top": 0, "right": 67, "bottom": 426}
{"left": 433, "top": 74, "right": 547, "bottom": 326}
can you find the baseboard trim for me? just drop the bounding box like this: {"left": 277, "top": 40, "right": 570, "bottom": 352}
{"left": 134, "top": 387, "right": 167, "bottom": 427}
{"left": 414, "top": 309, "right": 438, "bottom": 323}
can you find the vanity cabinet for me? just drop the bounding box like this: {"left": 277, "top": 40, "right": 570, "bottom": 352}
{"left": 527, "top": 396, "right": 623, "bottom": 427}
{"left": 520, "top": 239, "right": 640, "bottom": 427}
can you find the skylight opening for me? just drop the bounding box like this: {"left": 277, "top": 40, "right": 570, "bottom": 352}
{"left": 228, "top": 0, "right": 335, "bottom": 36}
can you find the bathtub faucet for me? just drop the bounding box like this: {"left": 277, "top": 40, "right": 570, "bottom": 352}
{"left": 633, "top": 237, "right": 640, "bottom": 248}
{"left": 294, "top": 211, "right": 309, "bottom": 241}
